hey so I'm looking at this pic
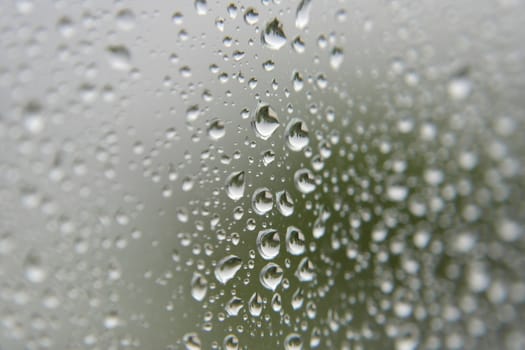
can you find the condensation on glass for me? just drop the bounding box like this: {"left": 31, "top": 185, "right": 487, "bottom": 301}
{"left": 0, "top": 0, "right": 524, "bottom": 349}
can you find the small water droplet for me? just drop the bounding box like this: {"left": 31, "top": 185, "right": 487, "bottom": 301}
{"left": 244, "top": 8, "right": 259, "bottom": 25}
{"left": 183, "top": 332, "right": 202, "bottom": 350}
{"left": 448, "top": 69, "right": 472, "bottom": 100}
{"left": 223, "top": 334, "right": 240, "bottom": 350}
{"left": 329, "top": 47, "right": 344, "bottom": 70}
{"left": 24, "top": 252, "right": 47, "bottom": 283}
{"left": 225, "top": 296, "right": 244, "bottom": 316}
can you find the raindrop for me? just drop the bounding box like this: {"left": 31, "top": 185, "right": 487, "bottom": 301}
{"left": 244, "top": 8, "right": 259, "bottom": 25}
{"left": 262, "top": 18, "right": 287, "bottom": 50}
{"left": 284, "top": 333, "right": 303, "bottom": 350}
{"left": 24, "top": 252, "right": 47, "bottom": 283}
{"left": 295, "top": 0, "right": 313, "bottom": 29}
{"left": 296, "top": 257, "right": 316, "bottom": 282}
{"left": 387, "top": 185, "right": 408, "bottom": 202}
{"left": 248, "top": 292, "right": 263, "bottom": 317}
{"left": 107, "top": 45, "right": 131, "bottom": 71}
{"left": 215, "top": 255, "right": 243, "bottom": 284}
{"left": 190, "top": 273, "right": 208, "bottom": 302}
{"left": 116, "top": 9, "right": 135, "bottom": 31}
{"left": 276, "top": 190, "right": 294, "bottom": 216}
{"left": 285, "top": 119, "right": 310, "bottom": 151}
{"left": 253, "top": 104, "right": 280, "bottom": 140}
{"left": 225, "top": 171, "right": 245, "bottom": 201}
{"left": 208, "top": 119, "right": 225, "bottom": 140}
{"left": 223, "top": 334, "right": 240, "bottom": 350}
{"left": 448, "top": 69, "right": 472, "bottom": 100}
{"left": 260, "top": 262, "right": 284, "bottom": 291}
{"left": 294, "top": 168, "right": 316, "bottom": 194}
{"left": 252, "top": 187, "right": 273, "bottom": 215}
{"left": 183, "top": 332, "right": 202, "bottom": 350}
{"left": 286, "top": 226, "right": 306, "bottom": 255}
{"left": 329, "top": 47, "right": 344, "bottom": 70}
{"left": 257, "top": 229, "right": 281, "bottom": 260}
{"left": 194, "top": 0, "right": 208, "bottom": 15}
{"left": 225, "top": 296, "right": 244, "bottom": 316}
{"left": 23, "top": 101, "right": 44, "bottom": 134}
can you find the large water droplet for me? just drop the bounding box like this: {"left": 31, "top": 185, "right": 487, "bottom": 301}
{"left": 257, "top": 229, "right": 281, "bottom": 260}
{"left": 294, "top": 168, "right": 316, "bottom": 194}
{"left": 253, "top": 104, "right": 280, "bottom": 140}
{"left": 225, "top": 171, "right": 245, "bottom": 201}
{"left": 194, "top": 0, "right": 208, "bottom": 15}
{"left": 24, "top": 252, "right": 47, "bottom": 283}
{"left": 295, "top": 0, "right": 313, "bottom": 29}
{"left": 223, "top": 334, "right": 240, "bottom": 350}
{"left": 248, "top": 292, "right": 263, "bottom": 317}
{"left": 260, "top": 262, "right": 284, "bottom": 291}
{"left": 284, "top": 333, "right": 303, "bottom": 350}
{"left": 106, "top": 45, "right": 131, "bottom": 71}
{"left": 215, "top": 255, "right": 242, "bottom": 284}
{"left": 285, "top": 119, "right": 310, "bottom": 151}
{"left": 183, "top": 332, "right": 202, "bottom": 350}
{"left": 252, "top": 187, "right": 273, "bottom": 215}
{"left": 276, "top": 190, "right": 294, "bottom": 216}
{"left": 225, "top": 296, "right": 244, "bottom": 316}
{"left": 190, "top": 272, "right": 208, "bottom": 302}
{"left": 262, "top": 18, "right": 287, "bottom": 50}
{"left": 295, "top": 257, "right": 316, "bottom": 282}
{"left": 286, "top": 226, "right": 306, "bottom": 255}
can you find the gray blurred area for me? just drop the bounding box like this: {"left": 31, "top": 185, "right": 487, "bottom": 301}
{"left": 0, "top": 0, "right": 524, "bottom": 349}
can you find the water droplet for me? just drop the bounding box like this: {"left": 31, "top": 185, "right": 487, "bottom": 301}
{"left": 448, "top": 69, "right": 472, "bottom": 100}
{"left": 387, "top": 185, "right": 408, "bottom": 202}
{"left": 329, "top": 47, "right": 344, "bottom": 70}
{"left": 107, "top": 45, "right": 131, "bottom": 71}
{"left": 291, "top": 287, "right": 304, "bottom": 310}
{"left": 271, "top": 292, "right": 282, "bottom": 312}
{"left": 116, "top": 9, "right": 135, "bottom": 31}
{"left": 24, "top": 252, "right": 47, "bottom": 283}
{"left": 104, "top": 311, "right": 120, "bottom": 329}
{"left": 215, "top": 255, "right": 242, "bottom": 284}
{"left": 225, "top": 296, "right": 244, "bottom": 316}
{"left": 194, "top": 0, "right": 208, "bottom": 15}
{"left": 262, "top": 149, "right": 276, "bottom": 166}
{"left": 208, "top": 119, "right": 225, "bottom": 140}
{"left": 296, "top": 257, "right": 316, "bottom": 282}
{"left": 285, "top": 119, "right": 310, "bottom": 151}
{"left": 252, "top": 187, "right": 273, "bottom": 215}
{"left": 183, "top": 332, "right": 202, "bottom": 350}
{"left": 253, "top": 104, "right": 280, "bottom": 140}
{"left": 276, "top": 190, "right": 294, "bottom": 216}
{"left": 295, "top": 0, "right": 313, "bottom": 29}
{"left": 292, "top": 71, "right": 304, "bottom": 91}
{"left": 244, "top": 8, "right": 259, "bottom": 25}
{"left": 225, "top": 171, "right": 245, "bottom": 201}
{"left": 248, "top": 292, "right": 263, "bottom": 317}
{"left": 191, "top": 273, "right": 208, "bottom": 302}
{"left": 260, "top": 262, "right": 284, "bottom": 291}
{"left": 284, "top": 333, "right": 303, "bottom": 350}
{"left": 286, "top": 226, "right": 306, "bottom": 255}
{"left": 257, "top": 229, "right": 281, "bottom": 260}
{"left": 23, "top": 101, "right": 44, "bottom": 134}
{"left": 223, "top": 334, "right": 240, "bottom": 350}
{"left": 262, "top": 18, "right": 287, "bottom": 50}
{"left": 294, "top": 168, "right": 316, "bottom": 194}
